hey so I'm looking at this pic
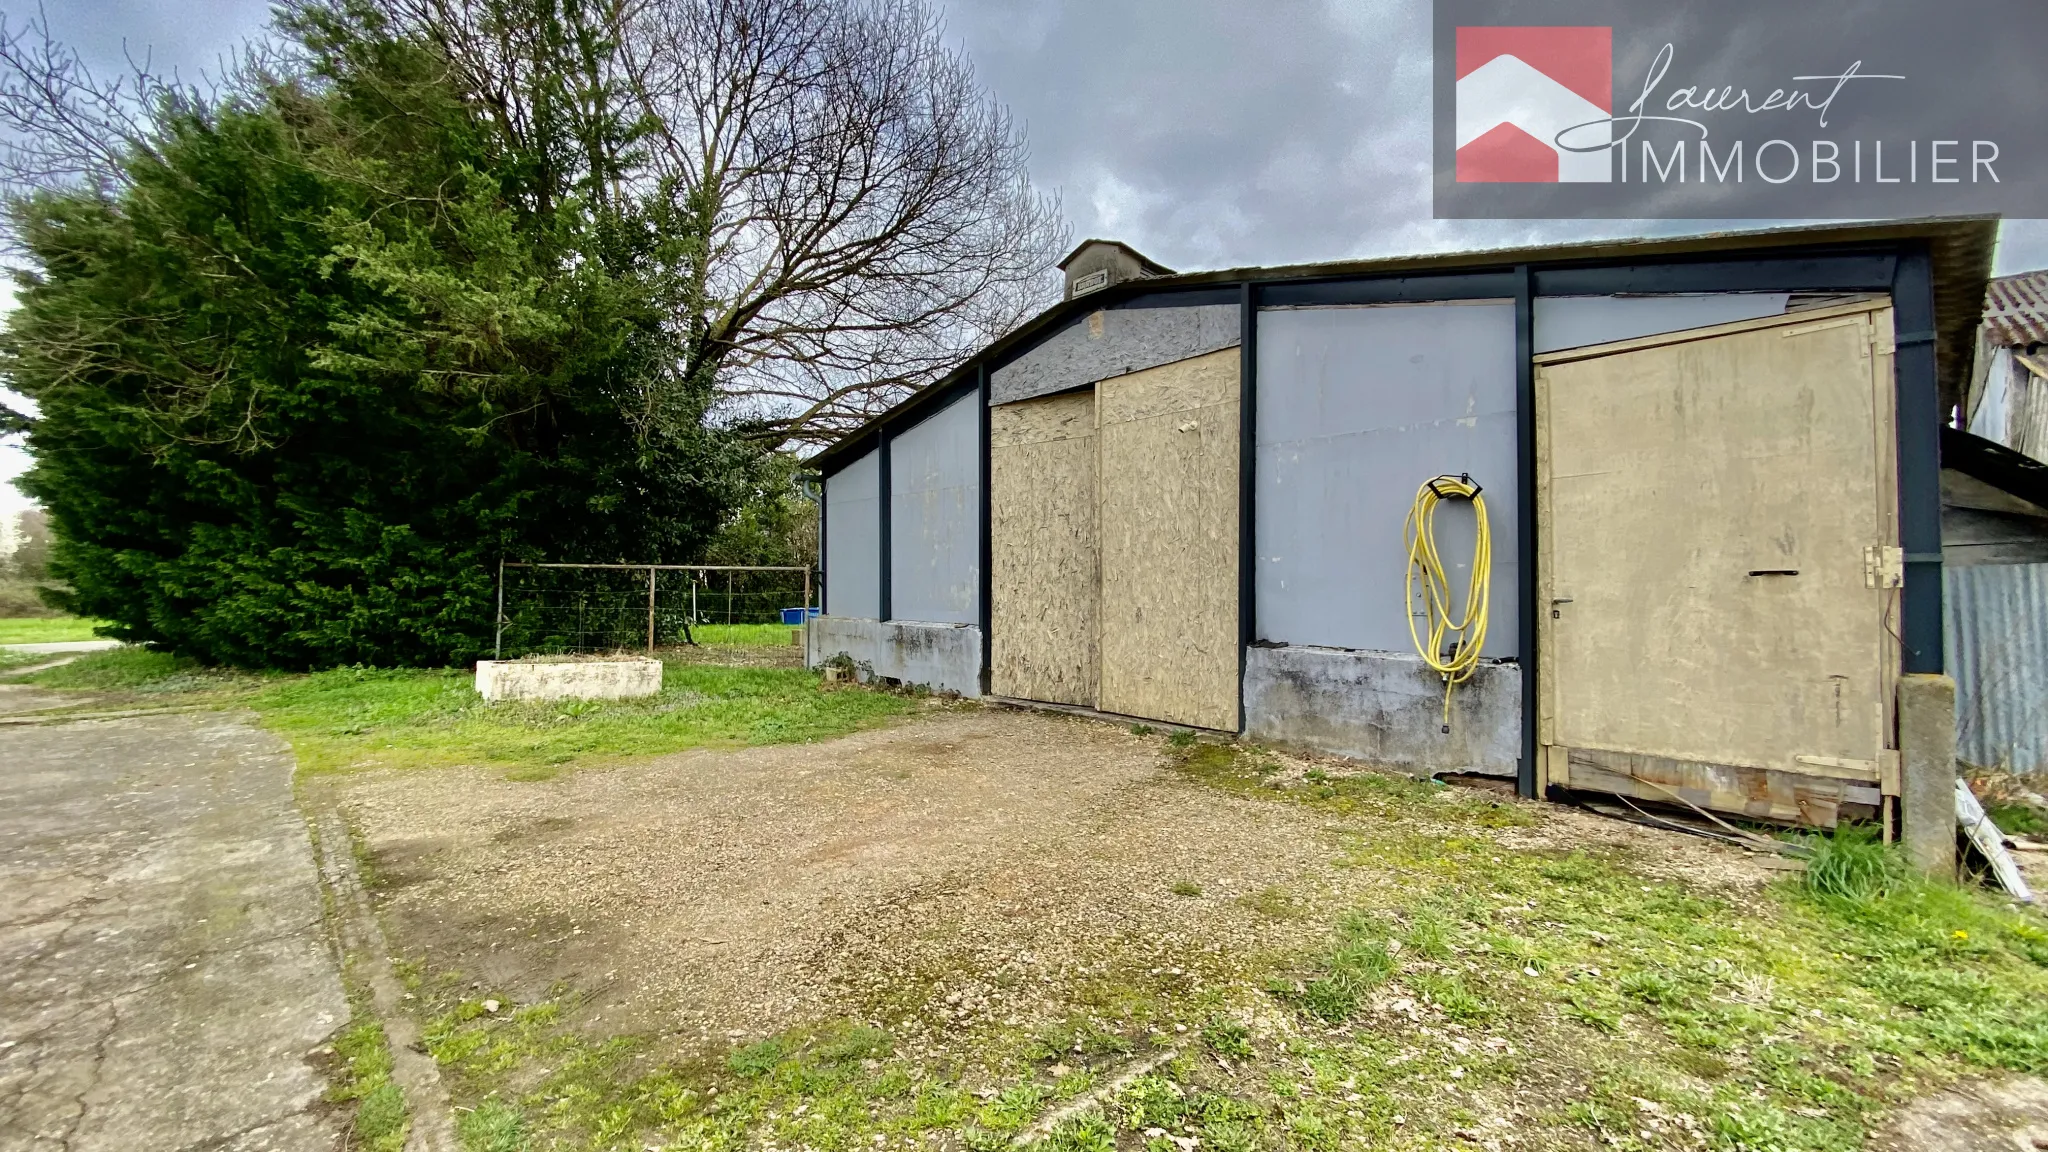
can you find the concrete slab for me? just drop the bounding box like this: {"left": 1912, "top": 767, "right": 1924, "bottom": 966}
{"left": 0, "top": 709, "right": 349, "bottom": 1150}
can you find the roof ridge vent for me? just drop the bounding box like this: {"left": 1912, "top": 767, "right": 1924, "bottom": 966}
{"left": 1057, "top": 239, "right": 1174, "bottom": 301}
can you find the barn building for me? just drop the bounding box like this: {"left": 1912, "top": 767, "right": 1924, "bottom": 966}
{"left": 806, "top": 218, "right": 2000, "bottom": 828}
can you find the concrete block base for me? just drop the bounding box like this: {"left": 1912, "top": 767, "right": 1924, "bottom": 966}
{"left": 475, "top": 657, "right": 663, "bottom": 703}
{"left": 807, "top": 617, "right": 983, "bottom": 697}
{"left": 1244, "top": 644, "right": 1520, "bottom": 777}
{"left": 1899, "top": 672, "right": 1958, "bottom": 878}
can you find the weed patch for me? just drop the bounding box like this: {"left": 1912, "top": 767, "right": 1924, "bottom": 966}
{"left": 328, "top": 1019, "right": 409, "bottom": 1151}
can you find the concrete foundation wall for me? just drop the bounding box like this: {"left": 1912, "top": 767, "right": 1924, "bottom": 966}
{"left": 808, "top": 616, "right": 983, "bottom": 697}
{"left": 1243, "top": 644, "right": 1520, "bottom": 777}
{"left": 991, "top": 305, "right": 1239, "bottom": 405}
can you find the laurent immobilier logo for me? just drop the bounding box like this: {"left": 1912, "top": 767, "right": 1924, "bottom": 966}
{"left": 1455, "top": 26, "right": 1612, "bottom": 183}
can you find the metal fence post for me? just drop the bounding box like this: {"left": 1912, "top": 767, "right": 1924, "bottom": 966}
{"left": 646, "top": 566, "right": 657, "bottom": 654}
{"left": 495, "top": 557, "right": 504, "bottom": 660}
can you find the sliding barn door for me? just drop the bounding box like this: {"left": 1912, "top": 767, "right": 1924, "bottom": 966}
{"left": 990, "top": 390, "right": 1100, "bottom": 706}
{"left": 1537, "top": 302, "right": 1900, "bottom": 825}
{"left": 1097, "top": 349, "right": 1241, "bottom": 731}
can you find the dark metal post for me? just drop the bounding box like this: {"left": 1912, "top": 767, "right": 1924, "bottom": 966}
{"left": 494, "top": 556, "right": 504, "bottom": 661}
{"left": 977, "top": 362, "right": 993, "bottom": 695}
{"left": 877, "top": 429, "right": 893, "bottom": 622}
{"left": 1514, "top": 264, "right": 1539, "bottom": 800}
{"left": 1893, "top": 246, "right": 1944, "bottom": 675}
{"left": 646, "top": 566, "right": 657, "bottom": 654}
{"left": 1238, "top": 280, "right": 1258, "bottom": 734}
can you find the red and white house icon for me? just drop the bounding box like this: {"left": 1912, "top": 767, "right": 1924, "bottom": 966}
{"left": 1455, "top": 26, "right": 1613, "bottom": 183}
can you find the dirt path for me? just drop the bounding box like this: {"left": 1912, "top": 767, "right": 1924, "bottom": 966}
{"left": 0, "top": 686, "right": 349, "bottom": 1151}
{"left": 335, "top": 707, "right": 1779, "bottom": 1055}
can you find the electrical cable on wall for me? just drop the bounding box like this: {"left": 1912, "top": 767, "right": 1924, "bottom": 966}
{"left": 1405, "top": 474, "right": 1492, "bottom": 733}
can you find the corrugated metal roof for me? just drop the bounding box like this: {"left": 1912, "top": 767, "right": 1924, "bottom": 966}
{"left": 812, "top": 216, "right": 1997, "bottom": 471}
{"left": 1946, "top": 562, "right": 2048, "bottom": 774}
{"left": 1984, "top": 268, "right": 2048, "bottom": 347}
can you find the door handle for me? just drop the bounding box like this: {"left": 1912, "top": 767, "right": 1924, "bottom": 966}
{"left": 1550, "top": 597, "right": 1572, "bottom": 619}
{"left": 1747, "top": 569, "right": 1800, "bottom": 577}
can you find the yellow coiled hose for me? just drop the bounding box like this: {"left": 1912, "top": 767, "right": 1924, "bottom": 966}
{"left": 1404, "top": 474, "right": 1491, "bottom": 732}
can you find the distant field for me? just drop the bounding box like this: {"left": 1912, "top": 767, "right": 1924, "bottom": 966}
{"left": 690, "top": 622, "right": 804, "bottom": 646}
{"left": 0, "top": 617, "right": 110, "bottom": 645}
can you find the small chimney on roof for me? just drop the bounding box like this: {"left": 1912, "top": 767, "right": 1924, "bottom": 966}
{"left": 1058, "top": 239, "right": 1174, "bottom": 301}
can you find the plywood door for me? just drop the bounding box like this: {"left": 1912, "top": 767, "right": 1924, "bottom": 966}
{"left": 1536, "top": 302, "right": 1900, "bottom": 822}
{"left": 1098, "top": 349, "right": 1241, "bottom": 730}
{"left": 990, "top": 390, "right": 1099, "bottom": 705}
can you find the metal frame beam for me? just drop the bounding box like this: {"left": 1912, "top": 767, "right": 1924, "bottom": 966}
{"left": 978, "top": 362, "right": 993, "bottom": 694}
{"left": 876, "top": 425, "right": 892, "bottom": 622}
{"left": 1238, "top": 281, "right": 1258, "bottom": 732}
{"left": 1514, "top": 265, "right": 1538, "bottom": 800}
{"left": 1533, "top": 253, "right": 1898, "bottom": 297}
{"left": 1892, "top": 245, "right": 1944, "bottom": 674}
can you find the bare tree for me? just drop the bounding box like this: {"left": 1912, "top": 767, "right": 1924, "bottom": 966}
{"left": 0, "top": 0, "right": 1069, "bottom": 447}
{"left": 376, "top": 0, "right": 1069, "bottom": 446}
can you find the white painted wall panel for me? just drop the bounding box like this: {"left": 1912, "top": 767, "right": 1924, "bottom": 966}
{"left": 1533, "top": 293, "right": 1788, "bottom": 353}
{"left": 889, "top": 392, "right": 981, "bottom": 625}
{"left": 1256, "top": 303, "right": 1519, "bottom": 656}
{"left": 823, "top": 448, "right": 881, "bottom": 619}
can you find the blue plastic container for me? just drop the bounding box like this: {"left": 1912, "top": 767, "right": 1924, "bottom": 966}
{"left": 780, "top": 607, "right": 822, "bottom": 625}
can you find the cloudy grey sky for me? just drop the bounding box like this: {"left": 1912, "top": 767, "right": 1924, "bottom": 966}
{"left": 4, "top": 0, "right": 2046, "bottom": 512}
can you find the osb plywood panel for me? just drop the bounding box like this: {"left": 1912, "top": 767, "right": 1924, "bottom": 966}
{"left": 990, "top": 390, "right": 1099, "bottom": 706}
{"left": 1538, "top": 303, "right": 1898, "bottom": 780}
{"left": 1098, "top": 349, "right": 1241, "bottom": 730}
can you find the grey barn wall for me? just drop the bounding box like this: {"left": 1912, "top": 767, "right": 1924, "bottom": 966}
{"left": 991, "top": 305, "right": 1239, "bottom": 405}
{"left": 1532, "top": 293, "right": 1789, "bottom": 353}
{"left": 823, "top": 448, "right": 880, "bottom": 619}
{"left": 1254, "top": 302, "right": 1520, "bottom": 656}
{"left": 889, "top": 392, "right": 980, "bottom": 624}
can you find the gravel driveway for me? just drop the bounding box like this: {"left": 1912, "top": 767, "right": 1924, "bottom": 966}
{"left": 0, "top": 686, "right": 349, "bottom": 1152}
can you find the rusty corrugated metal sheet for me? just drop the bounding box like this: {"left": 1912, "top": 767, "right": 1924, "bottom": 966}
{"left": 1945, "top": 562, "right": 2048, "bottom": 774}
{"left": 1985, "top": 269, "right": 2048, "bottom": 347}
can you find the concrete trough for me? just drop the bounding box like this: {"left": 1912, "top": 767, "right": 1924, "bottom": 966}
{"left": 474, "top": 656, "right": 663, "bottom": 703}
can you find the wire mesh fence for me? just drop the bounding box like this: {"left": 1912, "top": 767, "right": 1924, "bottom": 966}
{"left": 494, "top": 563, "right": 816, "bottom": 658}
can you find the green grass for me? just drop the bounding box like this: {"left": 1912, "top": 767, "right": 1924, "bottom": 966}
{"left": 329, "top": 1019, "right": 409, "bottom": 1151}
{"left": 0, "top": 615, "right": 110, "bottom": 644}
{"left": 0, "top": 648, "right": 48, "bottom": 672}
{"left": 1987, "top": 801, "right": 2048, "bottom": 839}
{"left": 14, "top": 646, "right": 261, "bottom": 694}
{"left": 689, "top": 623, "right": 805, "bottom": 646}
{"left": 252, "top": 660, "right": 919, "bottom": 775}
{"left": 14, "top": 646, "right": 916, "bottom": 777}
